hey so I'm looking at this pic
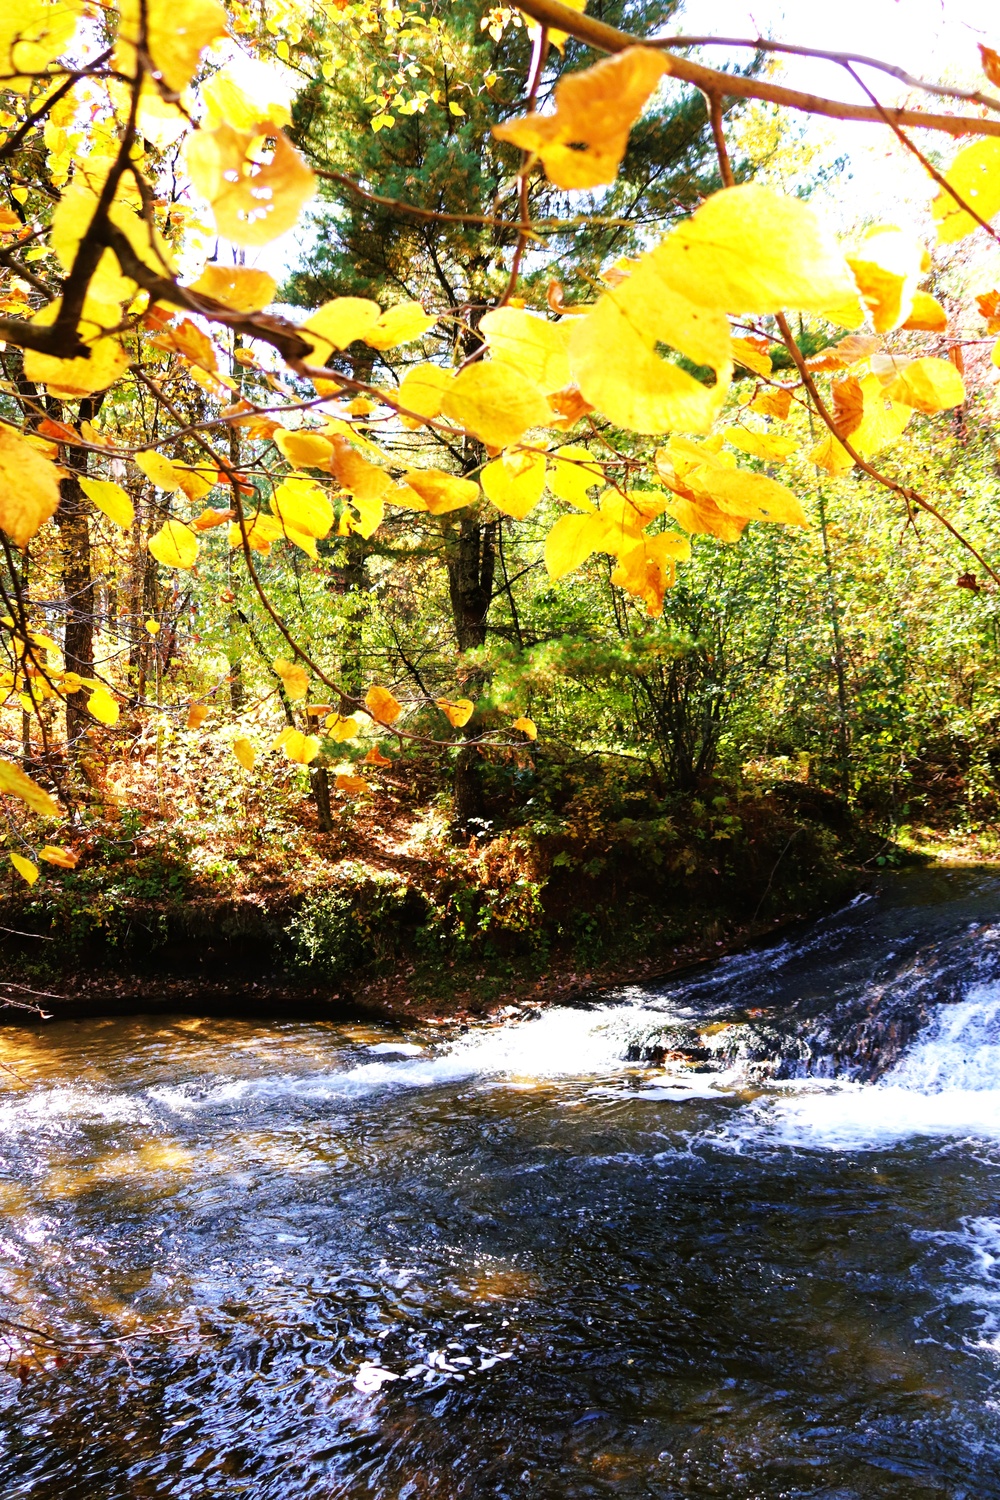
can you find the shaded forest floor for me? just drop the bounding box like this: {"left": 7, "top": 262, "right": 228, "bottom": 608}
{"left": 0, "top": 744, "right": 931, "bottom": 1026}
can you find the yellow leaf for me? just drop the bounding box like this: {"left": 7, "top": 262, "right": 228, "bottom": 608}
{"left": 39, "top": 844, "right": 78, "bottom": 869}
{"left": 186, "top": 120, "right": 316, "bottom": 247}
{"left": 201, "top": 56, "right": 294, "bottom": 131}
{"left": 301, "top": 297, "right": 380, "bottom": 360}
{"left": 512, "top": 716, "right": 537, "bottom": 740}
{"left": 270, "top": 475, "right": 334, "bottom": 538}
{"left": 749, "top": 386, "right": 793, "bottom": 420}
{"left": 611, "top": 531, "right": 690, "bottom": 616}
{"left": 116, "top": 0, "right": 226, "bottom": 92}
{"left": 598, "top": 488, "right": 669, "bottom": 555}
{"left": 401, "top": 469, "right": 479, "bottom": 515}
{"left": 88, "top": 685, "right": 120, "bottom": 725}
{"left": 655, "top": 185, "right": 862, "bottom": 317}
{"left": 148, "top": 520, "right": 199, "bottom": 569}
{"left": 436, "top": 697, "right": 475, "bottom": 728}
{"left": 23, "top": 299, "right": 129, "bottom": 397}
{"left": 846, "top": 226, "right": 922, "bottom": 332}
{"left": 479, "top": 308, "right": 573, "bottom": 393}
{"left": 809, "top": 373, "right": 912, "bottom": 473}
{"left": 493, "top": 47, "right": 667, "bottom": 189}
{"left": 0, "top": 758, "right": 59, "bottom": 817}
{"left": 232, "top": 737, "right": 256, "bottom": 770}
{"left": 396, "top": 363, "right": 453, "bottom": 426}
{"left": 187, "top": 702, "right": 209, "bottom": 729}
{"left": 49, "top": 176, "right": 139, "bottom": 304}
{"left": 0, "top": 0, "right": 82, "bottom": 85}
{"left": 902, "top": 291, "right": 948, "bottom": 333}
{"left": 189, "top": 264, "right": 277, "bottom": 312}
{"left": 481, "top": 450, "right": 546, "bottom": 518}
{"left": 366, "top": 684, "right": 402, "bottom": 725}
{"left": 663, "top": 494, "right": 748, "bottom": 543}
{"left": 689, "top": 468, "right": 808, "bottom": 526}
{"left": 546, "top": 445, "right": 602, "bottom": 509}
{"left": 335, "top": 772, "right": 370, "bottom": 794}
{"left": 655, "top": 434, "right": 733, "bottom": 485}
{"left": 0, "top": 428, "right": 60, "bottom": 547}
{"left": 145, "top": 620, "right": 160, "bottom": 635}
{"left": 279, "top": 730, "right": 320, "bottom": 765}
{"left": 520, "top": 0, "right": 586, "bottom": 53}
{"left": 136, "top": 451, "right": 183, "bottom": 492}
{"left": 568, "top": 245, "right": 733, "bottom": 435}
{"left": 722, "top": 427, "right": 797, "bottom": 463}
{"left": 80, "top": 477, "right": 134, "bottom": 529}
{"left": 364, "top": 302, "right": 437, "bottom": 350}
{"left": 284, "top": 526, "right": 320, "bottom": 560}
{"left": 884, "top": 356, "right": 965, "bottom": 413}
{"left": 229, "top": 512, "right": 285, "bottom": 553}
{"left": 135, "top": 87, "right": 189, "bottom": 150}
{"left": 932, "top": 138, "right": 1000, "bottom": 243}
{"left": 329, "top": 438, "right": 391, "bottom": 538}
{"left": 441, "top": 362, "right": 550, "bottom": 448}
{"left": 274, "top": 429, "right": 335, "bottom": 470}
{"left": 274, "top": 657, "right": 309, "bottom": 701}
{"left": 174, "top": 467, "right": 216, "bottom": 503}
{"left": 324, "top": 713, "right": 360, "bottom": 741}
{"left": 544, "top": 512, "right": 612, "bottom": 580}
{"left": 732, "top": 341, "right": 772, "bottom": 377}
{"left": 10, "top": 853, "right": 38, "bottom": 885}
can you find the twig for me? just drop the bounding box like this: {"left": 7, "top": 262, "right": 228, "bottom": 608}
{"left": 657, "top": 34, "right": 1000, "bottom": 116}
{"left": 513, "top": 0, "right": 1000, "bottom": 139}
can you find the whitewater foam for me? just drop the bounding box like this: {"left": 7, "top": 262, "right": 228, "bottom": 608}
{"left": 736, "top": 982, "right": 1000, "bottom": 1151}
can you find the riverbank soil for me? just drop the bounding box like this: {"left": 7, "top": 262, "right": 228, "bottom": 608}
{"left": 0, "top": 746, "right": 909, "bottom": 1025}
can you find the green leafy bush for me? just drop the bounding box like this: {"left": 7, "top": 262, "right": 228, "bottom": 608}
{"left": 284, "top": 864, "right": 423, "bottom": 982}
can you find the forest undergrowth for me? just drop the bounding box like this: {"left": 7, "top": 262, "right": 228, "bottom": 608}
{"left": 0, "top": 729, "right": 974, "bottom": 1023}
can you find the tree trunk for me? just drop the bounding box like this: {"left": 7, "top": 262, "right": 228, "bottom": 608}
{"left": 310, "top": 766, "right": 334, "bottom": 832}
{"left": 447, "top": 514, "right": 496, "bottom": 835}
{"left": 56, "top": 471, "right": 94, "bottom": 752}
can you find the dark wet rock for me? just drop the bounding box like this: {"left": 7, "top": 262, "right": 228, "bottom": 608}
{"left": 617, "top": 878, "right": 1000, "bottom": 1084}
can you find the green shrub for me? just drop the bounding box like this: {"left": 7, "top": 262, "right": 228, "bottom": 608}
{"left": 284, "top": 864, "right": 423, "bottom": 982}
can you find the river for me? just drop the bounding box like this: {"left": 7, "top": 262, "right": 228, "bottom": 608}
{"left": 2, "top": 866, "right": 1000, "bottom": 1497}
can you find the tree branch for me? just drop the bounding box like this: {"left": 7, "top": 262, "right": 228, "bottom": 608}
{"left": 514, "top": 0, "right": 1000, "bottom": 139}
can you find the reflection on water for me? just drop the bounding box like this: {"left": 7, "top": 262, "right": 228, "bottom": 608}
{"left": 3, "top": 869, "right": 1000, "bottom": 1496}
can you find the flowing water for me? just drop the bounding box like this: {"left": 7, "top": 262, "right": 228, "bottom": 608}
{"left": 4, "top": 867, "right": 1000, "bottom": 1497}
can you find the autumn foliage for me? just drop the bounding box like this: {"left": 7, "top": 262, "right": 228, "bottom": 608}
{"left": 1, "top": 0, "right": 1000, "bottom": 884}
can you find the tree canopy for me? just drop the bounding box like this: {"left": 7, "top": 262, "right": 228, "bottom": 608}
{"left": 2, "top": 0, "right": 1000, "bottom": 886}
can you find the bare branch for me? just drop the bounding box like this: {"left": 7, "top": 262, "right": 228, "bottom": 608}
{"left": 514, "top": 0, "right": 1000, "bottom": 140}
{"left": 658, "top": 34, "right": 1000, "bottom": 116}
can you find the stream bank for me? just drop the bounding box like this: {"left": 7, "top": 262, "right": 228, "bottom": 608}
{"left": 0, "top": 777, "right": 898, "bottom": 1025}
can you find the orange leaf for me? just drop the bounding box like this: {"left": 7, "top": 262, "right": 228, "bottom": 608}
{"left": 512, "top": 716, "right": 537, "bottom": 740}
{"left": 187, "top": 702, "right": 209, "bottom": 729}
{"left": 335, "top": 772, "right": 370, "bottom": 794}
{"left": 37, "top": 418, "right": 82, "bottom": 444}
{"left": 435, "top": 697, "right": 474, "bottom": 728}
{"left": 365, "top": 684, "right": 402, "bottom": 725}
{"left": 362, "top": 745, "right": 393, "bottom": 767}
{"left": 980, "top": 44, "right": 1000, "bottom": 88}
{"left": 831, "top": 376, "right": 864, "bottom": 440}
{"left": 39, "top": 845, "right": 78, "bottom": 869}
{"left": 193, "top": 507, "right": 235, "bottom": 530}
